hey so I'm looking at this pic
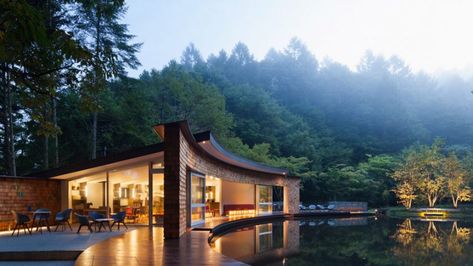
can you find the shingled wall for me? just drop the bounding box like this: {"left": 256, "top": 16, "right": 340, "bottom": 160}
{"left": 163, "top": 123, "right": 300, "bottom": 239}
{"left": 0, "top": 176, "right": 61, "bottom": 231}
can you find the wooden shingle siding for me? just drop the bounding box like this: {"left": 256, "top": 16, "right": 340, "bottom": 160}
{"left": 162, "top": 123, "right": 300, "bottom": 238}
{"left": 0, "top": 177, "right": 61, "bottom": 230}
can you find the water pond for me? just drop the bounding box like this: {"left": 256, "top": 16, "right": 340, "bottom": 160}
{"left": 211, "top": 217, "right": 473, "bottom": 265}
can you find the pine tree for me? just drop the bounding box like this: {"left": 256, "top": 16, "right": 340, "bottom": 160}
{"left": 73, "top": 0, "right": 141, "bottom": 159}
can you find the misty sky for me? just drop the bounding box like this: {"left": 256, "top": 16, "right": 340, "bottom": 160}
{"left": 124, "top": 0, "right": 473, "bottom": 78}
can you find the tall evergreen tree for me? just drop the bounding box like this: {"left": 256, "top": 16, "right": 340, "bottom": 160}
{"left": 73, "top": 0, "right": 141, "bottom": 159}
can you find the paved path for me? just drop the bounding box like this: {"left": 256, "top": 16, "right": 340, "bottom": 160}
{"left": 0, "top": 226, "right": 130, "bottom": 252}
{"left": 75, "top": 227, "right": 245, "bottom": 266}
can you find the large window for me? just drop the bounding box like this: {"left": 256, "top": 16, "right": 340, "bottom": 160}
{"left": 108, "top": 164, "right": 149, "bottom": 225}
{"left": 256, "top": 185, "right": 273, "bottom": 214}
{"left": 190, "top": 172, "right": 206, "bottom": 225}
{"left": 67, "top": 157, "right": 165, "bottom": 226}
{"left": 69, "top": 172, "right": 107, "bottom": 218}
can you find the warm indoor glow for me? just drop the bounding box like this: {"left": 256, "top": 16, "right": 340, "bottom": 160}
{"left": 228, "top": 209, "right": 255, "bottom": 217}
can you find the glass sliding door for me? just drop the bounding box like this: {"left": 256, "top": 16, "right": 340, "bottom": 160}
{"left": 190, "top": 172, "right": 206, "bottom": 225}
{"left": 256, "top": 185, "right": 273, "bottom": 214}
{"left": 272, "top": 186, "right": 284, "bottom": 212}
{"left": 151, "top": 173, "right": 164, "bottom": 225}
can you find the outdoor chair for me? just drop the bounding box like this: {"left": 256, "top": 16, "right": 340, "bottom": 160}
{"left": 89, "top": 211, "right": 105, "bottom": 231}
{"left": 75, "top": 213, "right": 93, "bottom": 233}
{"left": 55, "top": 208, "right": 73, "bottom": 231}
{"left": 111, "top": 211, "right": 128, "bottom": 230}
{"left": 11, "top": 210, "right": 31, "bottom": 237}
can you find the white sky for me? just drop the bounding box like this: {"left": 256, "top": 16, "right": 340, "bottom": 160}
{"left": 124, "top": 0, "right": 473, "bottom": 78}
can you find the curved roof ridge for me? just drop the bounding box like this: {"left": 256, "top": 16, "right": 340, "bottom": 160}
{"left": 153, "top": 121, "right": 288, "bottom": 176}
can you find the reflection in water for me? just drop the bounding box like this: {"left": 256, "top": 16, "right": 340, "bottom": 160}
{"left": 212, "top": 217, "right": 473, "bottom": 265}
{"left": 392, "top": 219, "right": 472, "bottom": 266}
{"left": 212, "top": 221, "right": 299, "bottom": 265}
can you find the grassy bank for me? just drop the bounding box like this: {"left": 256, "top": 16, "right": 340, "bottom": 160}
{"left": 386, "top": 205, "right": 473, "bottom": 219}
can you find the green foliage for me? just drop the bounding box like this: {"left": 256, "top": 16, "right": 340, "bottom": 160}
{"left": 6, "top": 23, "right": 473, "bottom": 209}
{"left": 392, "top": 141, "right": 473, "bottom": 208}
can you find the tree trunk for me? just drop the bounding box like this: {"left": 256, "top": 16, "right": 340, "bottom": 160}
{"left": 452, "top": 195, "right": 458, "bottom": 208}
{"left": 1, "top": 70, "right": 16, "bottom": 176}
{"left": 52, "top": 97, "right": 59, "bottom": 167}
{"left": 428, "top": 196, "right": 433, "bottom": 208}
{"left": 91, "top": 111, "right": 97, "bottom": 159}
{"left": 406, "top": 199, "right": 412, "bottom": 209}
{"left": 90, "top": 3, "right": 101, "bottom": 161}
{"left": 8, "top": 86, "right": 15, "bottom": 176}
{"left": 44, "top": 135, "right": 49, "bottom": 170}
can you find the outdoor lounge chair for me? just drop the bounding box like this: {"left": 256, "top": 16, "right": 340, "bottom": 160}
{"left": 111, "top": 211, "right": 128, "bottom": 230}
{"left": 55, "top": 208, "right": 72, "bottom": 231}
{"left": 11, "top": 210, "right": 31, "bottom": 237}
{"left": 75, "top": 213, "right": 93, "bottom": 233}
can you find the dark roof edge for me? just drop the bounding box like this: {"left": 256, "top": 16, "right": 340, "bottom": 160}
{"left": 27, "top": 142, "right": 165, "bottom": 178}
{"left": 0, "top": 175, "right": 59, "bottom": 180}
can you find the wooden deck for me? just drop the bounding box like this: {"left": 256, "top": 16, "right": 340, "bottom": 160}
{"left": 74, "top": 227, "right": 245, "bottom": 266}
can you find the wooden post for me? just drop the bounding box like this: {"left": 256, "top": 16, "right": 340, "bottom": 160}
{"left": 148, "top": 162, "right": 153, "bottom": 227}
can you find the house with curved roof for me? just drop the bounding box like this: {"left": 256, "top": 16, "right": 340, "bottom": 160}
{"left": 28, "top": 121, "right": 300, "bottom": 238}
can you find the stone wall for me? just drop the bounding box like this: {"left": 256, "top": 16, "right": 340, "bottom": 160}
{"left": 0, "top": 176, "right": 61, "bottom": 231}
{"left": 163, "top": 122, "right": 300, "bottom": 238}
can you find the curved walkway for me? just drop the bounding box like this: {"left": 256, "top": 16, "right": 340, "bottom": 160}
{"left": 74, "top": 227, "right": 244, "bottom": 266}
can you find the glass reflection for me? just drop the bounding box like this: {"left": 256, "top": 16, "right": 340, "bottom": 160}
{"left": 392, "top": 219, "right": 472, "bottom": 265}
{"left": 213, "top": 217, "right": 473, "bottom": 266}
{"left": 212, "top": 221, "right": 299, "bottom": 265}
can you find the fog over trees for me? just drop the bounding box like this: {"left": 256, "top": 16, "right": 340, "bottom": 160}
{"left": 3, "top": 5, "right": 473, "bottom": 207}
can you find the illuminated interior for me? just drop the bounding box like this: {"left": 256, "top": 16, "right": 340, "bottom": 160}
{"left": 68, "top": 161, "right": 164, "bottom": 225}
{"left": 205, "top": 176, "right": 222, "bottom": 218}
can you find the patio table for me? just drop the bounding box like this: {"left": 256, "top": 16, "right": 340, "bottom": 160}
{"left": 95, "top": 218, "right": 113, "bottom": 232}
{"left": 32, "top": 210, "right": 52, "bottom": 233}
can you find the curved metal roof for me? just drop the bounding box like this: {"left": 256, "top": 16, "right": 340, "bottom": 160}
{"left": 153, "top": 121, "right": 288, "bottom": 176}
